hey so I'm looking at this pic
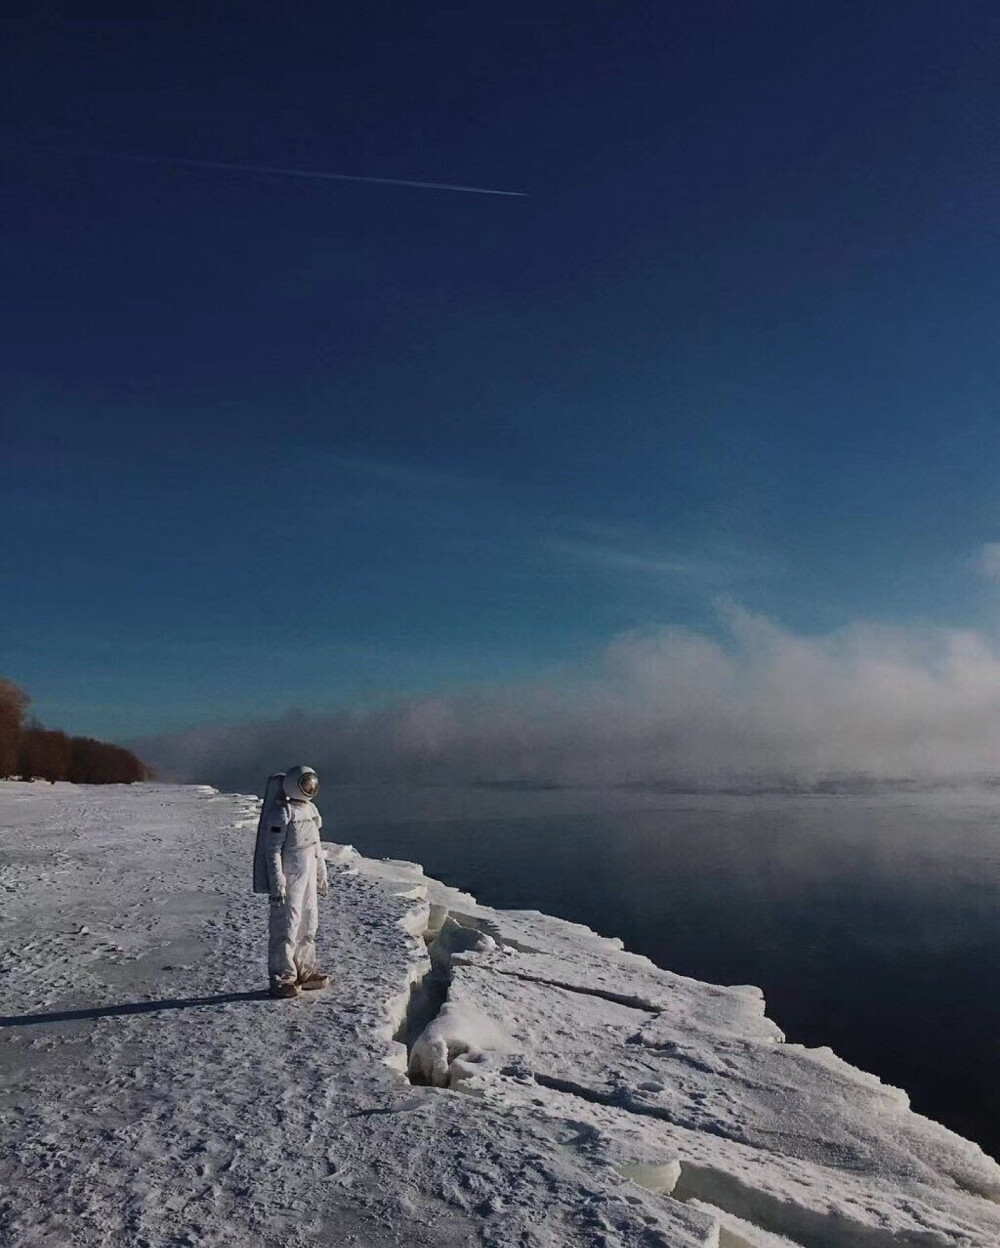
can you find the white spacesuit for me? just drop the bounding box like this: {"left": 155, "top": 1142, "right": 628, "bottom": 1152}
{"left": 263, "top": 765, "right": 330, "bottom": 998}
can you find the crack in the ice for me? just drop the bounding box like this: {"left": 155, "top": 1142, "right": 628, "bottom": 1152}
{"left": 531, "top": 1072, "right": 714, "bottom": 1134}
{"left": 534, "top": 1074, "right": 935, "bottom": 1248}
{"left": 393, "top": 959, "right": 449, "bottom": 1059}
{"left": 670, "top": 1163, "right": 926, "bottom": 1248}
{"left": 453, "top": 915, "right": 545, "bottom": 956}
{"left": 398, "top": 909, "right": 497, "bottom": 1087}
{"left": 684, "top": 1199, "right": 810, "bottom": 1248}
{"left": 532, "top": 1072, "right": 882, "bottom": 1171}
{"left": 492, "top": 969, "right": 659, "bottom": 1013}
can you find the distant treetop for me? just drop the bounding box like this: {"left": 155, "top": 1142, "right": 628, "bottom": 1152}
{"left": 0, "top": 680, "right": 151, "bottom": 784}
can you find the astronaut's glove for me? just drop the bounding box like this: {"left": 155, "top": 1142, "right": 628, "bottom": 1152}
{"left": 317, "top": 878, "right": 329, "bottom": 899}
{"left": 270, "top": 889, "right": 286, "bottom": 908}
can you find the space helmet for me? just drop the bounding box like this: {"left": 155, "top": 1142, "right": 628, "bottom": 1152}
{"left": 283, "top": 765, "right": 319, "bottom": 801}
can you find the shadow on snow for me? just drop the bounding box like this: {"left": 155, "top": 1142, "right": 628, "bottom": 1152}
{"left": 0, "top": 989, "right": 270, "bottom": 1028}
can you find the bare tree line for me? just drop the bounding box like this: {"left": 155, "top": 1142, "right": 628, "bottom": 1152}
{"left": 0, "top": 678, "right": 151, "bottom": 784}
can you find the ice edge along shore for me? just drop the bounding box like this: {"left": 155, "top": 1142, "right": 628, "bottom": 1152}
{"left": 2, "top": 781, "right": 999, "bottom": 1248}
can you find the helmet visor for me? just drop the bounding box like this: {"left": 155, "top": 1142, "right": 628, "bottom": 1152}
{"left": 299, "top": 772, "right": 319, "bottom": 798}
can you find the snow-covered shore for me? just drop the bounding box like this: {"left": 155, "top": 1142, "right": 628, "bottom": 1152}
{"left": 2, "top": 783, "right": 999, "bottom": 1247}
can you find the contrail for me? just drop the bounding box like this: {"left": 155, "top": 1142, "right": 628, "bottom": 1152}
{"left": 77, "top": 149, "right": 527, "bottom": 198}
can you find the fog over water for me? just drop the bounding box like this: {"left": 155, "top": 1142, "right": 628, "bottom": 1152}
{"left": 141, "top": 609, "right": 1000, "bottom": 794}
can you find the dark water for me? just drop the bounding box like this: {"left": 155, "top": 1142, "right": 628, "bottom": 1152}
{"left": 331, "top": 787, "right": 1000, "bottom": 1160}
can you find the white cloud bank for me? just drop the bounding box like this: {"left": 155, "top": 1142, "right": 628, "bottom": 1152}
{"left": 140, "top": 606, "right": 1000, "bottom": 796}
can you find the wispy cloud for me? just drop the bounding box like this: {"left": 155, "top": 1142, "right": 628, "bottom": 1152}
{"left": 542, "top": 539, "right": 702, "bottom": 579}
{"left": 540, "top": 521, "right": 772, "bottom": 586}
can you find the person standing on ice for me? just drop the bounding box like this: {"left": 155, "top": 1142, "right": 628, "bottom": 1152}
{"left": 257, "top": 765, "right": 330, "bottom": 999}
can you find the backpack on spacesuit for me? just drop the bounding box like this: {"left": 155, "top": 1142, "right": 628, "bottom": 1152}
{"left": 252, "top": 772, "right": 289, "bottom": 894}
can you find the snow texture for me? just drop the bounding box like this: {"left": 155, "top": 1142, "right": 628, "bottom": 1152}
{"left": 2, "top": 782, "right": 999, "bottom": 1248}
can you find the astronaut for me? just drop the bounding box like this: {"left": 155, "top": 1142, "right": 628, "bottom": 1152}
{"left": 264, "top": 764, "right": 330, "bottom": 998}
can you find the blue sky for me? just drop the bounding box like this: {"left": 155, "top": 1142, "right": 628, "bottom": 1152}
{"left": 3, "top": 3, "right": 1000, "bottom": 742}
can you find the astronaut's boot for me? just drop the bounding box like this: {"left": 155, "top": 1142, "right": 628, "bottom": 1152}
{"left": 298, "top": 971, "right": 330, "bottom": 991}
{"left": 270, "top": 977, "right": 301, "bottom": 999}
